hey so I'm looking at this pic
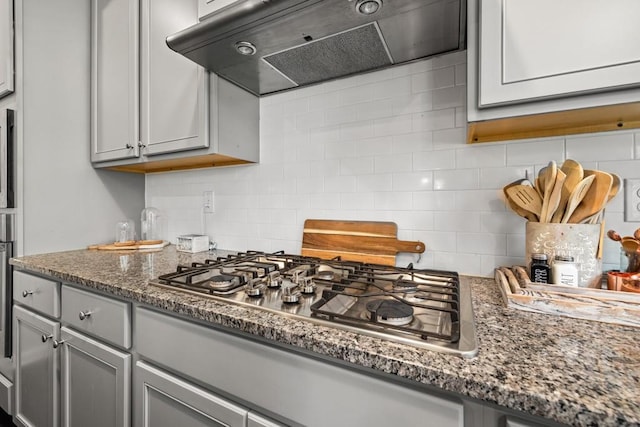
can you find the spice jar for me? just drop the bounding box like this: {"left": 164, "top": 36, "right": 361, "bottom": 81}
{"left": 530, "top": 253, "right": 550, "bottom": 283}
{"left": 552, "top": 255, "right": 579, "bottom": 286}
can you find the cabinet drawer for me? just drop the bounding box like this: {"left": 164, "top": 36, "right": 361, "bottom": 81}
{"left": 61, "top": 285, "right": 131, "bottom": 349}
{"left": 13, "top": 271, "right": 61, "bottom": 318}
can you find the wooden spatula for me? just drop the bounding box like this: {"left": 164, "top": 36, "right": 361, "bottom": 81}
{"left": 503, "top": 179, "right": 537, "bottom": 221}
{"left": 505, "top": 185, "right": 543, "bottom": 219}
{"left": 561, "top": 175, "right": 596, "bottom": 223}
{"left": 551, "top": 159, "right": 584, "bottom": 223}
{"left": 567, "top": 170, "right": 613, "bottom": 224}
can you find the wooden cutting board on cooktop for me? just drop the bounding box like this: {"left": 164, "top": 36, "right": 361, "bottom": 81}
{"left": 301, "top": 219, "right": 425, "bottom": 266}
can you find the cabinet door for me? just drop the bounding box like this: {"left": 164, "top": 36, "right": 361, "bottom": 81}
{"left": 60, "top": 327, "right": 131, "bottom": 427}
{"left": 478, "top": 0, "right": 640, "bottom": 107}
{"left": 91, "top": 0, "right": 140, "bottom": 162}
{"left": 135, "top": 361, "right": 247, "bottom": 427}
{"left": 0, "top": 0, "right": 14, "bottom": 98}
{"left": 14, "top": 305, "right": 60, "bottom": 427}
{"left": 140, "top": 0, "right": 208, "bottom": 156}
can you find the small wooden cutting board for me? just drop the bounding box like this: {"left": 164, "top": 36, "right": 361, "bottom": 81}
{"left": 301, "top": 219, "right": 425, "bottom": 266}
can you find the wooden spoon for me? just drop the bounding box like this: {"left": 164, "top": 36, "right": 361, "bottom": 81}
{"left": 607, "top": 173, "right": 621, "bottom": 203}
{"left": 543, "top": 169, "right": 566, "bottom": 223}
{"left": 635, "top": 228, "right": 640, "bottom": 240}
{"left": 505, "top": 185, "right": 543, "bottom": 219}
{"left": 607, "top": 229, "right": 622, "bottom": 241}
{"left": 539, "top": 161, "right": 557, "bottom": 223}
{"left": 551, "top": 159, "right": 584, "bottom": 223}
{"left": 621, "top": 236, "right": 640, "bottom": 254}
{"left": 567, "top": 170, "right": 613, "bottom": 224}
{"left": 561, "top": 175, "right": 595, "bottom": 223}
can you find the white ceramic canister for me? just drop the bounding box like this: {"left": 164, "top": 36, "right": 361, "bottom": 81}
{"left": 525, "top": 222, "right": 602, "bottom": 288}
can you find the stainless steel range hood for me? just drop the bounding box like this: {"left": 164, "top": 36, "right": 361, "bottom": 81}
{"left": 167, "top": 0, "right": 465, "bottom": 96}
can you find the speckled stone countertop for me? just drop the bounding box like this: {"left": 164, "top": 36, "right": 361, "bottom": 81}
{"left": 10, "top": 246, "right": 640, "bottom": 426}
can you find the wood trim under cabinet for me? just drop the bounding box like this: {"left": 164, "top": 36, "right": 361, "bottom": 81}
{"left": 105, "top": 153, "right": 255, "bottom": 174}
{"left": 467, "top": 102, "right": 640, "bottom": 144}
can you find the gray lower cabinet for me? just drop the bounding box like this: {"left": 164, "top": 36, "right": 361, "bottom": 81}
{"left": 60, "top": 327, "right": 131, "bottom": 427}
{"left": 13, "top": 305, "right": 60, "bottom": 427}
{"left": 136, "top": 361, "right": 249, "bottom": 427}
{"left": 135, "top": 307, "right": 464, "bottom": 427}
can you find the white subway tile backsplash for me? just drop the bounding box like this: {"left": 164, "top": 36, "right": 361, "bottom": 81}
{"left": 566, "top": 132, "right": 634, "bottom": 162}
{"left": 355, "top": 136, "right": 393, "bottom": 157}
{"left": 339, "top": 121, "right": 375, "bottom": 141}
{"left": 457, "top": 232, "right": 506, "bottom": 256}
{"left": 374, "top": 153, "right": 412, "bottom": 174}
{"left": 413, "top": 150, "right": 456, "bottom": 171}
{"left": 480, "top": 166, "right": 534, "bottom": 190}
{"left": 147, "top": 51, "right": 640, "bottom": 276}
{"left": 411, "top": 67, "right": 455, "bottom": 93}
{"left": 413, "top": 191, "right": 456, "bottom": 211}
{"left": 393, "top": 132, "right": 433, "bottom": 154}
{"left": 357, "top": 174, "right": 392, "bottom": 192}
{"left": 340, "top": 192, "right": 375, "bottom": 210}
{"left": 391, "top": 92, "right": 433, "bottom": 116}
{"left": 325, "top": 140, "right": 356, "bottom": 159}
{"left": 433, "top": 169, "right": 479, "bottom": 190}
{"left": 374, "top": 192, "right": 413, "bottom": 210}
{"left": 434, "top": 211, "right": 480, "bottom": 232}
{"left": 373, "top": 114, "right": 413, "bottom": 137}
{"left": 456, "top": 144, "right": 506, "bottom": 169}
{"left": 432, "top": 86, "right": 465, "bottom": 110}
{"left": 392, "top": 171, "right": 433, "bottom": 192}
{"left": 340, "top": 157, "right": 374, "bottom": 175}
{"left": 412, "top": 108, "right": 455, "bottom": 132}
{"left": 433, "top": 128, "right": 467, "bottom": 150}
{"left": 506, "top": 138, "right": 565, "bottom": 166}
{"left": 373, "top": 76, "right": 412, "bottom": 100}
{"left": 325, "top": 175, "right": 356, "bottom": 193}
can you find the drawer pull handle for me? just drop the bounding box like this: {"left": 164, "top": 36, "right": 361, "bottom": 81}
{"left": 52, "top": 339, "right": 66, "bottom": 349}
{"left": 41, "top": 334, "right": 53, "bottom": 343}
{"left": 22, "top": 290, "right": 33, "bottom": 298}
{"left": 78, "top": 310, "right": 92, "bottom": 321}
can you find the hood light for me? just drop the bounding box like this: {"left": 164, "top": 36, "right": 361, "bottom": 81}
{"left": 356, "top": 0, "right": 382, "bottom": 15}
{"left": 235, "top": 41, "right": 257, "bottom": 56}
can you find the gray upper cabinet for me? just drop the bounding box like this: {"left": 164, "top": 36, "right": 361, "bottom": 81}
{"left": 141, "top": 0, "right": 208, "bottom": 156}
{"left": 468, "top": 0, "right": 640, "bottom": 122}
{"left": 478, "top": 0, "right": 640, "bottom": 108}
{"left": 0, "top": 0, "right": 14, "bottom": 99}
{"left": 91, "top": 0, "right": 140, "bottom": 162}
{"left": 91, "top": 0, "right": 258, "bottom": 173}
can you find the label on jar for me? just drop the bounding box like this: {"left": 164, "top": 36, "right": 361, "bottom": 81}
{"left": 531, "top": 265, "right": 550, "bottom": 283}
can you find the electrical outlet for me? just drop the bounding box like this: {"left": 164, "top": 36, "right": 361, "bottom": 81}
{"left": 624, "top": 179, "right": 640, "bottom": 222}
{"left": 203, "top": 191, "right": 214, "bottom": 213}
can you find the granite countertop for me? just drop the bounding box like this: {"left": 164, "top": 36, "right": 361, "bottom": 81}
{"left": 10, "top": 246, "right": 640, "bottom": 426}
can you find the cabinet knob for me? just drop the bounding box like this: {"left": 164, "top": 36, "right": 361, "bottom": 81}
{"left": 78, "top": 310, "right": 92, "bottom": 321}
{"left": 125, "top": 143, "right": 134, "bottom": 149}
{"left": 52, "top": 339, "right": 66, "bottom": 349}
{"left": 41, "top": 334, "right": 53, "bottom": 343}
{"left": 138, "top": 142, "right": 146, "bottom": 149}
{"left": 22, "top": 290, "right": 33, "bottom": 298}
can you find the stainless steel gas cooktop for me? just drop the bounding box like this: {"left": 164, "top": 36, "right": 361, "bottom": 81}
{"left": 150, "top": 251, "right": 478, "bottom": 358}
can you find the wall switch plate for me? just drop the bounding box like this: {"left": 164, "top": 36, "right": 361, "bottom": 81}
{"left": 203, "top": 191, "right": 214, "bottom": 213}
{"left": 624, "top": 178, "right": 640, "bottom": 222}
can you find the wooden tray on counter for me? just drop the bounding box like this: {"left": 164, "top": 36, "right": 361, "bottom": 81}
{"left": 495, "top": 266, "right": 640, "bottom": 328}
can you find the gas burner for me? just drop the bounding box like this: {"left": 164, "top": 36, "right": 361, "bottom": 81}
{"left": 150, "top": 250, "right": 477, "bottom": 357}
{"left": 365, "top": 299, "right": 414, "bottom": 326}
{"left": 206, "top": 274, "right": 241, "bottom": 291}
